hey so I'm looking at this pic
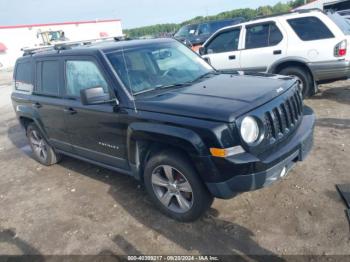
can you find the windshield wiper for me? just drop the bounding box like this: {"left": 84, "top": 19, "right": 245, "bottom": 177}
{"left": 133, "top": 83, "right": 190, "bottom": 96}
{"left": 133, "top": 71, "right": 218, "bottom": 96}
{"left": 188, "top": 71, "right": 219, "bottom": 84}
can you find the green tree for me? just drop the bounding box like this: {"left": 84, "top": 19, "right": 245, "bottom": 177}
{"left": 124, "top": 0, "right": 313, "bottom": 38}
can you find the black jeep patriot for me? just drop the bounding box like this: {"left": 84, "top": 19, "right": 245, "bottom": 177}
{"left": 11, "top": 38, "right": 315, "bottom": 221}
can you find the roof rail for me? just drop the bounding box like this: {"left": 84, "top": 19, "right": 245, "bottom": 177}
{"left": 248, "top": 8, "right": 324, "bottom": 22}
{"left": 21, "top": 36, "right": 125, "bottom": 56}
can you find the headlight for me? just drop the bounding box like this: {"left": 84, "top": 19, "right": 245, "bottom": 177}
{"left": 240, "top": 116, "right": 260, "bottom": 144}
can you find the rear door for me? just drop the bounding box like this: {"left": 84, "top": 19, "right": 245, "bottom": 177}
{"left": 202, "top": 27, "right": 242, "bottom": 71}
{"left": 32, "top": 58, "right": 71, "bottom": 152}
{"left": 240, "top": 21, "right": 287, "bottom": 72}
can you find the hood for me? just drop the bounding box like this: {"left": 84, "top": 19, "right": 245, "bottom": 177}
{"left": 135, "top": 73, "right": 297, "bottom": 123}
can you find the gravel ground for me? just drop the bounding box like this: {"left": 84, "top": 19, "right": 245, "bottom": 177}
{"left": 0, "top": 70, "right": 349, "bottom": 257}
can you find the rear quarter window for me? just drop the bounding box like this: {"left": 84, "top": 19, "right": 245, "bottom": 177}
{"left": 287, "top": 16, "right": 334, "bottom": 41}
{"left": 14, "top": 62, "right": 33, "bottom": 92}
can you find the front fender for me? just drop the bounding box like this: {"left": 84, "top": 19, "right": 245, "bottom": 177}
{"left": 127, "top": 122, "right": 209, "bottom": 179}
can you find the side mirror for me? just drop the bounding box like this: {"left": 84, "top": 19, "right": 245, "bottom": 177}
{"left": 199, "top": 47, "right": 206, "bottom": 56}
{"left": 80, "top": 87, "right": 117, "bottom": 106}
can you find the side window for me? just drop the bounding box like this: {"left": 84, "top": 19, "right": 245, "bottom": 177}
{"left": 37, "top": 60, "right": 60, "bottom": 96}
{"left": 287, "top": 16, "right": 334, "bottom": 41}
{"left": 65, "top": 60, "right": 109, "bottom": 97}
{"left": 206, "top": 28, "right": 241, "bottom": 54}
{"left": 245, "top": 23, "right": 283, "bottom": 49}
{"left": 198, "top": 23, "right": 210, "bottom": 35}
{"left": 15, "top": 62, "right": 33, "bottom": 92}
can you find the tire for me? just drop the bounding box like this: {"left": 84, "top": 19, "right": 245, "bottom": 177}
{"left": 279, "top": 66, "right": 313, "bottom": 98}
{"left": 143, "top": 150, "right": 214, "bottom": 222}
{"left": 26, "top": 123, "right": 61, "bottom": 166}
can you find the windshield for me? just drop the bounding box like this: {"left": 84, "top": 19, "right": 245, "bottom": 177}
{"left": 327, "top": 12, "right": 350, "bottom": 35}
{"left": 106, "top": 41, "right": 214, "bottom": 95}
{"left": 174, "top": 24, "right": 198, "bottom": 37}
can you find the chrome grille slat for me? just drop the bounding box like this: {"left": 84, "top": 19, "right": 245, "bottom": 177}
{"left": 277, "top": 105, "right": 286, "bottom": 133}
{"left": 290, "top": 95, "right": 299, "bottom": 119}
{"left": 294, "top": 93, "right": 302, "bottom": 115}
{"left": 282, "top": 102, "right": 291, "bottom": 128}
{"left": 269, "top": 111, "right": 279, "bottom": 138}
{"left": 287, "top": 99, "right": 296, "bottom": 124}
{"left": 273, "top": 108, "right": 283, "bottom": 135}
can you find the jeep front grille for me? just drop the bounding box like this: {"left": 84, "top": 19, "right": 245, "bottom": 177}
{"left": 264, "top": 89, "right": 303, "bottom": 142}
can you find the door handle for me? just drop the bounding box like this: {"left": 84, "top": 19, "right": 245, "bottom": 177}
{"left": 64, "top": 107, "right": 77, "bottom": 115}
{"left": 32, "top": 102, "right": 42, "bottom": 109}
{"left": 228, "top": 55, "right": 236, "bottom": 60}
{"left": 273, "top": 50, "right": 282, "bottom": 55}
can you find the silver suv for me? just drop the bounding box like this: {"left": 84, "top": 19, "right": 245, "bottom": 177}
{"left": 200, "top": 9, "right": 350, "bottom": 97}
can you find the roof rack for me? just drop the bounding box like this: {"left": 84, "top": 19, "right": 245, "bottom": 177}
{"left": 21, "top": 36, "right": 125, "bottom": 56}
{"left": 248, "top": 8, "right": 324, "bottom": 22}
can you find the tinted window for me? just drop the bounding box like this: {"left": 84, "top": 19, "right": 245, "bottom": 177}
{"left": 174, "top": 24, "right": 198, "bottom": 37}
{"left": 40, "top": 61, "right": 60, "bottom": 95}
{"left": 206, "top": 28, "right": 241, "bottom": 53}
{"left": 288, "top": 16, "right": 334, "bottom": 41}
{"left": 210, "top": 20, "right": 234, "bottom": 33}
{"left": 245, "top": 23, "right": 283, "bottom": 49}
{"left": 15, "top": 62, "right": 33, "bottom": 92}
{"left": 66, "top": 60, "right": 109, "bottom": 97}
{"left": 198, "top": 23, "right": 210, "bottom": 35}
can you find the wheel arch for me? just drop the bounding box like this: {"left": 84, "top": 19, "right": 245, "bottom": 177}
{"left": 19, "top": 116, "right": 34, "bottom": 130}
{"left": 127, "top": 122, "right": 209, "bottom": 181}
{"left": 268, "top": 58, "right": 315, "bottom": 81}
{"left": 15, "top": 105, "right": 48, "bottom": 139}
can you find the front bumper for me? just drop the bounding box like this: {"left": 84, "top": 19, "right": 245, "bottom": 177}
{"left": 205, "top": 108, "right": 315, "bottom": 199}
{"left": 308, "top": 60, "right": 350, "bottom": 82}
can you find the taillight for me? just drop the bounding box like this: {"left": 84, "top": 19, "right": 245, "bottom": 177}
{"left": 334, "top": 40, "right": 347, "bottom": 57}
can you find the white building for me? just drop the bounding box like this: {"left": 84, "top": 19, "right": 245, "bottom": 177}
{"left": 0, "top": 19, "right": 123, "bottom": 69}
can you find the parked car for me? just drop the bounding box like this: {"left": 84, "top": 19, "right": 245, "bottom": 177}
{"left": 174, "top": 18, "right": 245, "bottom": 51}
{"left": 12, "top": 38, "right": 315, "bottom": 222}
{"left": 200, "top": 9, "right": 350, "bottom": 97}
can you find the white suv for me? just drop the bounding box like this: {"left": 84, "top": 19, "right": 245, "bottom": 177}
{"left": 200, "top": 9, "right": 350, "bottom": 97}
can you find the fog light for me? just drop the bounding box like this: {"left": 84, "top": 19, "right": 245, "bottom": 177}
{"left": 280, "top": 167, "right": 287, "bottom": 178}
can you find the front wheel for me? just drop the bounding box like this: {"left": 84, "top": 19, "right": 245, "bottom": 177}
{"left": 279, "top": 66, "right": 314, "bottom": 98}
{"left": 144, "top": 150, "right": 214, "bottom": 222}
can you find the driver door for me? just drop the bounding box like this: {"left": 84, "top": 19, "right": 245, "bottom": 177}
{"left": 62, "top": 57, "right": 129, "bottom": 170}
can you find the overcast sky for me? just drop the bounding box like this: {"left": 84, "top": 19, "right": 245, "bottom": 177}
{"left": 0, "top": 0, "right": 287, "bottom": 29}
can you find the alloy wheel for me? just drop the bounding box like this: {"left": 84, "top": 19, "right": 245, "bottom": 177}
{"left": 151, "top": 165, "right": 194, "bottom": 213}
{"left": 29, "top": 130, "right": 48, "bottom": 162}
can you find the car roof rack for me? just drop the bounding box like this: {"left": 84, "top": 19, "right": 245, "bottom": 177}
{"left": 21, "top": 36, "right": 125, "bottom": 56}
{"left": 248, "top": 8, "right": 324, "bottom": 22}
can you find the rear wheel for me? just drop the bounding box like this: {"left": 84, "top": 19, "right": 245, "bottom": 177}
{"left": 144, "top": 150, "right": 213, "bottom": 222}
{"left": 279, "top": 66, "right": 313, "bottom": 98}
{"left": 26, "top": 123, "right": 61, "bottom": 166}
